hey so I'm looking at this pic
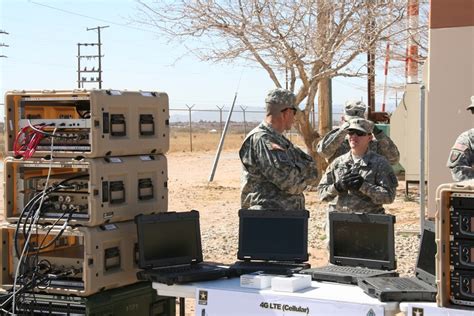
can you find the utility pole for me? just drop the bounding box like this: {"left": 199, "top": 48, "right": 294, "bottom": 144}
{"left": 77, "top": 25, "right": 109, "bottom": 88}
{"left": 366, "top": 4, "right": 376, "bottom": 113}
{"left": 0, "top": 30, "right": 9, "bottom": 58}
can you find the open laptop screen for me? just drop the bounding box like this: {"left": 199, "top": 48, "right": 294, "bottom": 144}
{"left": 330, "top": 212, "right": 396, "bottom": 270}
{"left": 237, "top": 209, "right": 309, "bottom": 262}
{"left": 415, "top": 220, "right": 436, "bottom": 285}
{"left": 136, "top": 211, "right": 203, "bottom": 268}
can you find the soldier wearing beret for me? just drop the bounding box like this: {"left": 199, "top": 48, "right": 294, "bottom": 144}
{"left": 316, "top": 100, "right": 400, "bottom": 165}
{"left": 239, "top": 88, "right": 318, "bottom": 210}
{"left": 447, "top": 96, "right": 474, "bottom": 181}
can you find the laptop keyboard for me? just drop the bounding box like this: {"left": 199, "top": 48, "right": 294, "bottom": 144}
{"left": 322, "top": 265, "right": 380, "bottom": 275}
{"left": 237, "top": 261, "right": 296, "bottom": 267}
{"left": 154, "top": 265, "right": 203, "bottom": 274}
{"left": 390, "top": 278, "right": 427, "bottom": 290}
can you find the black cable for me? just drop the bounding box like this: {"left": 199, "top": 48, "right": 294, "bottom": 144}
{"left": 14, "top": 189, "right": 52, "bottom": 258}
{"left": 16, "top": 185, "right": 59, "bottom": 256}
{"left": 9, "top": 172, "right": 89, "bottom": 314}
{"left": 33, "top": 206, "right": 77, "bottom": 252}
{"left": 14, "top": 173, "right": 89, "bottom": 257}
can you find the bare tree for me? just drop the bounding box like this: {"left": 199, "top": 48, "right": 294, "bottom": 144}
{"left": 134, "top": 0, "right": 406, "bottom": 173}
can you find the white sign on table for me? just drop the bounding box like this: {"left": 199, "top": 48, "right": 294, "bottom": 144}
{"left": 195, "top": 288, "right": 385, "bottom": 316}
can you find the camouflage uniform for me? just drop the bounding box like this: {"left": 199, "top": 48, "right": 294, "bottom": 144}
{"left": 316, "top": 126, "right": 400, "bottom": 165}
{"left": 315, "top": 100, "right": 399, "bottom": 165}
{"left": 240, "top": 121, "right": 318, "bottom": 210}
{"left": 447, "top": 128, "right": 474, "bottom": 181}
{"left": 318, "top": 150, "right": 398, "bottom": 213}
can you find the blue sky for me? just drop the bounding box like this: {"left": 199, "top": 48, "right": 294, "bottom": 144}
{"left": 0, "top": 0, "right": 388, "bottom": 121}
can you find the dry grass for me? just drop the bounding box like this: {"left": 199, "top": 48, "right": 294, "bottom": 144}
{"left": 170, "top": 131, "right": 244, "bottom": 152}
{"left": 0, "top": 129, "right": 308, "bottom": 157}
{"left": 169, "top": 130, "right": 307, "bottom": 153}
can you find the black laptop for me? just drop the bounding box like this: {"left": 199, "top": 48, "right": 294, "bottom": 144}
{"left": 300, "top": 212, "right": 398, "bottom": 284}
{"left": 135, "top": 210, "right": 229, "bottom": 285}
{"left": 358, "top": 219, "right": 437, "bottom": 302}
{"left": 229, "top": 209, "right": 310, "bottom": 276}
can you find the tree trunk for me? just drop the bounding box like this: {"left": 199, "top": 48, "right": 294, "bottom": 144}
{"left": 316, "top": 78, "right": 332, "bottom": 174}
{"left": 293, "top": 81, "right": 326, "bottom": 183}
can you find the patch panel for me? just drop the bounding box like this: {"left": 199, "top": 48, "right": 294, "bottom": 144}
{"left": 4, "top": 155, "right": 168, "bottom": 226}
{"left": 5, "top": 89, "right": 169, "bottom": 158}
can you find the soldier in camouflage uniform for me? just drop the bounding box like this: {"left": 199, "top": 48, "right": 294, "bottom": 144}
{"left": 318, "top": 118, "right": 398, "bottom": 214}
{"left": 239, "top": 88, "right": 318, "bottom": 210}
{"left": 447, "top": 96, "right": 474, "bottom": 181}
{"left": 315, "top": 100, "right": 400, "bottom": 165}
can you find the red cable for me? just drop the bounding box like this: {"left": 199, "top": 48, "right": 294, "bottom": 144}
{"left": 13, "top": 125, "right": 47, "bottom": 159}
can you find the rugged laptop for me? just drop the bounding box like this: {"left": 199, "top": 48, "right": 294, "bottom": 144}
{"left": 230, "top": 209, "right": 310, "bottom": 276}
{"left": 358, "top": 219, "right": 437, "bottom": 302}
{"left": 300, "top": 212, "right": 398, "bottom": 284}
{"left": 135, "top": 210, "right": 229, "bottom": 285}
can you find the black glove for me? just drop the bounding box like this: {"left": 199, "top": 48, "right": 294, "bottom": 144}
{"left": 334, "top": 171, "right": 352, "bottom": 192}
{"left": 346, "top": 174, "right": 364, "bottom": 191}
{"left": 334, "top": 178, "right": 347, "bottom": 192}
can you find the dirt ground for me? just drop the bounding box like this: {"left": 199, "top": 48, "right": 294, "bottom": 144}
{"left": 167, "top": 150, "right": 421, "bottom": 262}
{"left": 166, "top": 150, "right": 422, "bottom": 315}
{"left": 0, "top": 150, "right": 422, "bottom": 315}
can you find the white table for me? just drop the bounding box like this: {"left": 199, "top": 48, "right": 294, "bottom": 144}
{"left": 153, "top": 277, "right": 400, "bottom": 316}
{"left": 399, "top": 302, "right": 474, "bottom": 315}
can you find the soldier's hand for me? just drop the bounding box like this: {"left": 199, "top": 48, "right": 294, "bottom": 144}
{"left": 334, "top": 178, "right": 347, "bottom": 192}
{"left": 334, "top": 171, "right": 353, "bottom": 192}
{"left": 346, "top": 174, "right": 364, "bottom": 191}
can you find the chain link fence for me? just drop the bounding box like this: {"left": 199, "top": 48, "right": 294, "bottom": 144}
{"left": 170, "top": 107, "right": 344, "bottom": 152}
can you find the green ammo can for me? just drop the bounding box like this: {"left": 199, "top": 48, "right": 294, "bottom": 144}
{"left": 87, "top": 282, "right": 176, "bottom": 316}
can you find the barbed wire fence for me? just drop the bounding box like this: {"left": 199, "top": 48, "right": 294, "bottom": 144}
{"left": 170, "top": 106, "right": 344, "bottom": 152}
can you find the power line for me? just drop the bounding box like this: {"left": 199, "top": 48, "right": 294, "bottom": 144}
{"left": 29, "top": 1, "right": 158, "bottom": 34}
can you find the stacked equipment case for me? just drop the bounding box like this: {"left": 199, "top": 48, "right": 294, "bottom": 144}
{"left": 436, "top": 180, "right": 474, "bottom": 309}
{"left": 0, "top": 89, "right": 174, "bottom": 314}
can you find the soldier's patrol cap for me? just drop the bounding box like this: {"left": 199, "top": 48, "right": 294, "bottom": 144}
{"left": 466, "top": 96, "right": 474, "bottom": 112}
{"left": 344, "top": 100, "right": 366, "bottom": 121}
{"left": 265, "top": 88, "right": 297, "bottom": 116}
{"left": 347, "top": 118, "right": 374, "bottom": 134}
